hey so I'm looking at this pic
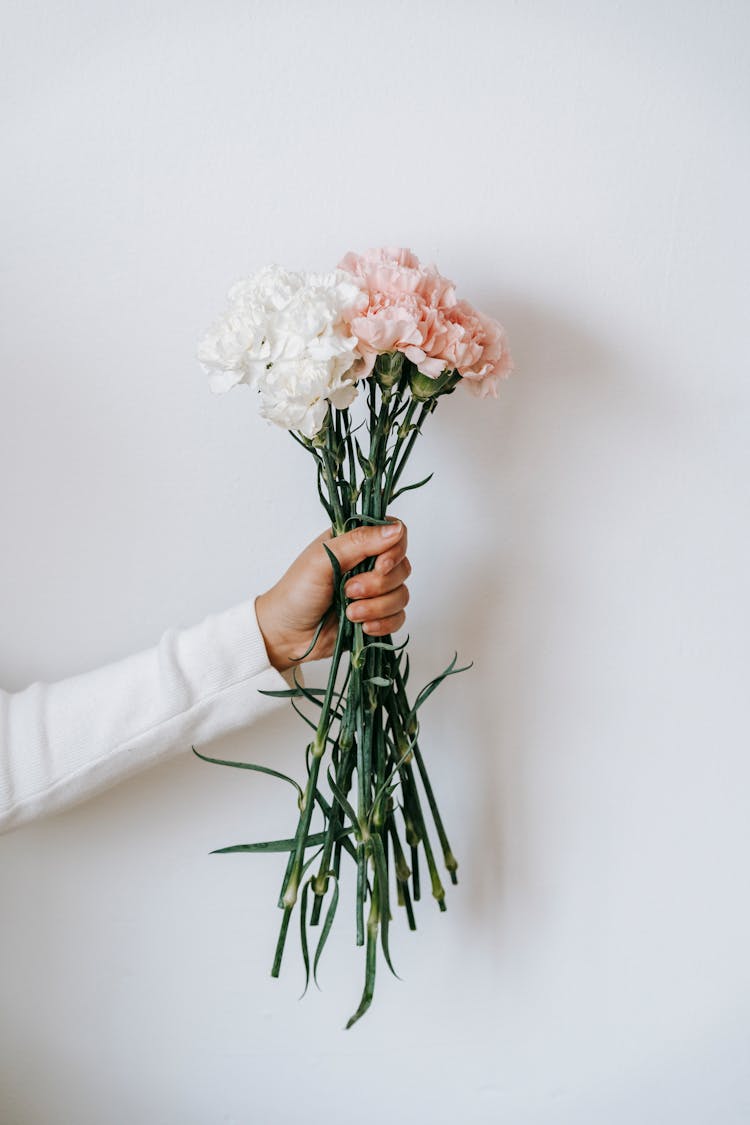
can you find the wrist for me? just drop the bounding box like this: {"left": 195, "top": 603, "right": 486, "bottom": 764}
{"left": 254, "top": 590, "right": 296, "bottom": 674}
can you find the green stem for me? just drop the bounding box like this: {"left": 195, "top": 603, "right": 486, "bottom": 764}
{"left": 346, "top": 875, "right": 379, "bottom": 1029}
{"left": 322, "top": 446, "right": 346, "bottom": 534}
{"left": 278, "top": 609, "right": 348, "bottom": 913}
{"left": 268, "top": 378, "right": 457, "bottom": 1017}
{"left": 310, "top": 705, "right": 356, "bottom": 921}
{"left": 387, "top": 400, "right": 433, "bottom": 499}
{"left": 393, "top": 666, "right": 458, "bottom": 882}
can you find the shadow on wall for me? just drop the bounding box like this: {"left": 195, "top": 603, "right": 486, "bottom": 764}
{"left": 415, "top": 293, "right": 663, "bottom": 953}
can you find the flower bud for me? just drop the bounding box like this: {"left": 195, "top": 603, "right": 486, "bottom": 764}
{"left": 311, "top": 411, "right": 331, "bottom": 447}
{"left": 409, "top": 367, "right": 460, "bottom": 401}
{"left": 374, "top": 351, "right": 404, "bottom": 389}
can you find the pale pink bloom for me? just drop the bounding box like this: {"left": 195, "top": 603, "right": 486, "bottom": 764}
{"left": 339, "top": 247, "right": 458, "bottom": 378}
{"left": 339, "top": 247, "right": 513, "bottom": 396}
{"left": 442, "top": 300, "right": 514, "bottom": 398}
{"left": 340, "top": 246, "right": 422, "bottom": 275}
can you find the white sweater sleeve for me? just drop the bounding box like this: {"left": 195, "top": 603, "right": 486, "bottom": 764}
{"left": 0, "top": 597, "right": 300, "bottom": 835}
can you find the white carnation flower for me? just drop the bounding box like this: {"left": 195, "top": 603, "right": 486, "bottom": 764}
{"left": 258, "top": 356, "right": 358, "bottom": 438}
{"left": 197, "top": 266, "right": 366, "bottom": 435}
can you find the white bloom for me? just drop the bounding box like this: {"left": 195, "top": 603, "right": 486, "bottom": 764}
{"left": 197, "top": 266, "right": 366, "bottom": 436}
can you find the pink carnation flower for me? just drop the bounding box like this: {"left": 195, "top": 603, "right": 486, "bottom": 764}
{"left": 339, "top": 246, "right": 513, "bottom": 397}
{"left": 338, "top": 246, "right": 458, "bottom": 378}
{"left": 441, "top": 299, "right": 514, "bottom": 398}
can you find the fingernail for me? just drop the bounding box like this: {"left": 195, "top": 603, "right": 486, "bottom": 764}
{"left": 381, "top": 520, "right": 401, "bottom": 539}
{"left": 347, "top": 581, "right": 364, "bottom": 597}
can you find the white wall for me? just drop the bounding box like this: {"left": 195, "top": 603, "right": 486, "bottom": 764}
{"left": 1, "top": 1, "right": 748, "bottom": 1121}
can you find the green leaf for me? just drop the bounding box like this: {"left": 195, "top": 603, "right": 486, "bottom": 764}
{"left": 361, "top": 636, "right": 410, "bottom": 654}
{"left": 345, "top": 914, "right": 377, "bottom": 1030}
{"left": 322, "top": 541, "right": 342, "bottom": 588}
{"left": 390, "top": 472, "right": 434, "bottom": 501}
{"left": 355, "top": 441, "right": 373, "bottom": 478}
{"left": 342, "top": 514, "right": 391, "bottom": 528}
{"left": 271, "top": 844, "right": 326, "bottom": 980}
{"left": 288, "top": 430, "right": 313, "bottom": 452}
{"left": 289, "top": 608, "right": 331, "bottom": 662}
{"left": 288, "top": 670, "right": 329, "bottom": 712}
{"left": 289, "top": 697, "right": 319, "bottom": 733}
{"left": 326, "top": 767, "right": 359, "bottom": 829}
{"left": 210, "top": 831, "right": 329, "bottom": 855}
{"left": 257, "top": 687, "right": 326, "bottom": 699}
{"left": 313, "top": 792, "right": 359, "bottom": 862}
{"left": 409, "top": 654, "right": 474, "bottom": 719}
{"left": 191, "top": 746, "right": 303, "bottom": 804}
{"left": 316, "top": 461, "right": 335, "bottom": 521}
{"left": 368, "top": 734, "right": 417, "bottom": 825}
{"left": 372, "top": 833, "right": 400, "bottom": 979}
{"left": 299, "top": 878, "right": 311, "bottom": 998}
{"left": 301, "top": 845, "right": 325, "bottom": 880}
{"left": 312, "top": 872, "right": 340, "bottom": 988}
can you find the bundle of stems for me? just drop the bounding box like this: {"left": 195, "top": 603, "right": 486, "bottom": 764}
{"left": 195, "top": 353, "right": 471, "bottom": 1028}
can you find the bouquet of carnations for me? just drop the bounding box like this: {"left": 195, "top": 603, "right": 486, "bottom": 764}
{"left": 195, "top": 247, "right": 512, "bottom": 1027}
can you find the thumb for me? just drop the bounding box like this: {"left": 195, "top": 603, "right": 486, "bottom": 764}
{"left": 325, "top": 521, "right": 403, "bottom": 573}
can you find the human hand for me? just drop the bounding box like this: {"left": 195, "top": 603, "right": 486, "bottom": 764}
{"left": 255, "top": 520, "right": 411, "bottom": 673}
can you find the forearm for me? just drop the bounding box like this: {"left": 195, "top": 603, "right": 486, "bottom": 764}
{"left": 0, "top": 599, "right": 295, "bottom": 835}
